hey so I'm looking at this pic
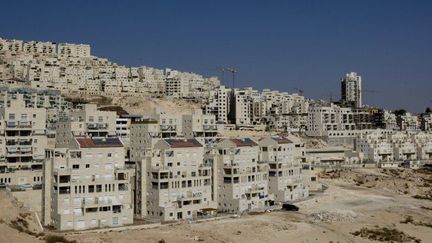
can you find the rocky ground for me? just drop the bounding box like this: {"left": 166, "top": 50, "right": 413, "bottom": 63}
{"left": 320, "top": 167, "right": 432, "bottom": 199}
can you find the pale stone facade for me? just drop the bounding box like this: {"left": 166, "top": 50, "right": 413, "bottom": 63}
{"left": 43, "top": 137, "right": 134, "bottom": 230}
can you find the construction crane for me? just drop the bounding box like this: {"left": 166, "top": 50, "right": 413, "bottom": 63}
{"left": 293, "top": 88, "right": 304, "bottom": 96}
{"left": 217, "top": 67, "right": 226, "bottom": 84}
{"left": 225, "top": 67, "right": 238, "bottom": 89}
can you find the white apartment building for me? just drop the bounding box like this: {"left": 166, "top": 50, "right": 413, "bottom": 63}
{"left": 397, "top": 112, "right": 419, "bottom": 131}
{"left": 165, "top": 69, "right": 192, "bottom": 98}
{"left": 0, "top": 38, "right": 24, "bottom": 52}
{"left": 182, "top": 109, "right": 219, "bottom": 144}
{"left": 307, "top": 103, "right": 355, "bottom": 136}
{"left": 57, "top": 43, "right": 91, "bottom": 58}
{"left": 56, "top": 104, "right": 117, "bottom": 147}
{"left": 413, "top": 132, "right": 432, "bottom": 160}
{"left": 205, "top": 85, "right": 232, "bottom": 124}
{"left": 22, "top": 41, "right": 56, "bottom": 55}
{"left": 0, "top": 98, "right": 47, "bottom": 186}
{"left": 129, "top": 118, "right": 161, "bottom": 164}
{"left": 356, "top": 131, "right": 394, "bottom": 163}
{"left": 137, "top": 66, "right": 166, "bottom": 95}
{"left": 421, "top": 113, "right": 432, "bottom": 131}
{"left": 383, "top": 111, "right": 399, "bottom": 130}
{"left": 232, "top": 88, "right": 260, "bottom": 126}
{"left": 43, "top": 137, "right": 134, "bottom": 230}
{"left": 135, "top": 138, "right": 216, "bottom": 221}
{"left": 341, "top": 72, "right": 362, "bottom": 108}
{"left": 389, "top": 132, "right": 417, "bottom": 161}
{"left": 259, "top": 136, "right": 309, "bottom": 202}
{"left": 1, "top": 37, "right": 221, "bottom": 101}
{"left": 213, "top": 138, "right": 270, "bottom": 213}
{"left": 155, "top": 112, "right": 182, "bottom": 138}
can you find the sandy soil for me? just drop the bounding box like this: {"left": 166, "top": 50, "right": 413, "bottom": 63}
{"left": 0, "top": 191, "right": 44, "bottom": 243}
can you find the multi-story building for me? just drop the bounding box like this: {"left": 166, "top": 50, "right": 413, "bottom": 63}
{"left": 390, "top": 132, "right": 417, "bottom": 161}
{"left": 421, "top": 113, "right": 432, "bottom": 131}
{"left": 43, "top": 137, "right": 134, "bottom": 230}
{"left": 397, "top": 112, "right": 419, "bottom": 131}
{"left": 258, "top": 136, "right": 308, "bottom": 202}
{"left": 155, "top": 112, "right": 182, "bottom": 138}
{"left": 0, "top": 86, "right": 71, "bottom": 136}
{"left": 205, "top": 85, "right": 232, "bottom": 124}
{"left": 57, "top": 43, "right": 91, "bottom": 58}
{"left": 135, "top": 138, "right": 216, "bottom": 221}
{"left": 1, "top": 37, "right": 218, "bottom": 101}
{"left": 213, "top": 138, "right": 270, "bottom": 213}
{"left": 182, "top": 109, "right": 219, "bottom": 144}
{"left": 0, "top": 97, "right": 47, "bottom": 186}
{"left": 115, "top": 114, "right": 143, "bottom": 165}
{"left": 383, "top": 111, "right": 399, "bottom": 130}
{"left": 129, "top": 118, "right": 161, "bottom": 164}
{"left": 307, "top": 103, "right": 355, "bottom": 136}
{"left": 356, "top": 131, "right": 394, "bottom": 163}
{"left": 341, "top": 72, "right": 362, "bottom": 108}
{"left": 413, "top": 132, "right": 432, "bottom": 160}
{"left": 56, "top": 104, "right": 117, "bottom": 147}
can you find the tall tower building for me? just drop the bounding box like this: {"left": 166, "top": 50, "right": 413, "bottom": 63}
{"left": 341, "top": 72, "right": 362, "bottom": 108}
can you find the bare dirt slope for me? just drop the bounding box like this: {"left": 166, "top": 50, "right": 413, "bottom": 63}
{"left": 65, "top": 94, "right": 200, "bottom": 115}
{"left": 0, "top": 190, "right": 44, "bottom": 243}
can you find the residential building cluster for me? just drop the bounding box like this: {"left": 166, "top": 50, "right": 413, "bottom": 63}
{"left": 0, "top": 37, "right": 431, "bottom": 233}
{"left": 0, "top": 37, "right": 220, "bottom": 100}
{"left": 39, "top": 102, "right": 310, "bottom": 230}
{"left": 204, "top": 86, "right": 309, "bottom": 129}
{"left": 356, "top": 130, "right": 432, "bottom": 164}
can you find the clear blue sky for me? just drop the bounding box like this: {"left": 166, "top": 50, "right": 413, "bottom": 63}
{"left": 1, "top": 0, "right": 431, "bottom": 112}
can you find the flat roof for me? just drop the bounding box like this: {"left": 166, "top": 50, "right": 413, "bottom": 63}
{"left": 165, "top": 138, "right": 202, "bottom": 148}
{"left": 76, "top": 137, "right": 123, "bottom": 148}
{"left": 230, "top": 138, "right": 258, "bottom": 147}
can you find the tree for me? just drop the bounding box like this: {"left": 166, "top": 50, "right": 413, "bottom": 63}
{"left": 394, "top": 109, "right": 407, "bottom": 116}
{"left": 425, "top": 107, "right": 432, "bottom": 114}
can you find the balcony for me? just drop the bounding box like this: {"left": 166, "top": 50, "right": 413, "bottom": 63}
{"left": 6, "top": 147, "right": 32, "bottom": 156}
{"left": 160, "top": 125, "right": 177, "bottom": 132}
{"left": 203, "top": 125, "right": 217, "bottom": 131}
{"left": 247, "top": 185, "right": 265, "bottom": 193}
{"left": 87, "top": 122, "right": 108, "bottom": 130}
{"left": 6, "top": 121, "right": 32, "bottom": 129}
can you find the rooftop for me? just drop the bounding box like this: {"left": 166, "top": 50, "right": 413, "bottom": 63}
{"left": 270, "top": 136, "right": 293, "bottom": 144}
{"left": 76, "top": 137, "right": 123, "bottom": 148}
{"left": 164, "top": 138, "right": 202, "bottom": 148}
{"left": 230, "top": 138, "right": 258, "bottom": 147}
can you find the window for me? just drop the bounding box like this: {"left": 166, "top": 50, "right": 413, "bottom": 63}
{"left": 86, "top": 164, "right": 90, "bottom": 168}
{"left": 108, "top": 153, "right": 112, "bottom": 157}
{"left": 9, "top": 113, "right": 15, "bottom": 120}
{"left": 72, "top": 164, "right": 79, "bottom": 169}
